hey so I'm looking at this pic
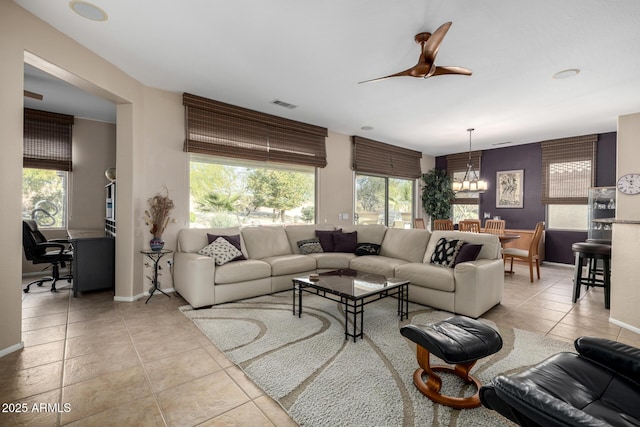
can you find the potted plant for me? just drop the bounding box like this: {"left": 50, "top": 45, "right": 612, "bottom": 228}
{"left": 143, "top": 188, "right": 175, "bottom": 251}
{"left": 421, "top": 168, "right": 456, "bottom": 227}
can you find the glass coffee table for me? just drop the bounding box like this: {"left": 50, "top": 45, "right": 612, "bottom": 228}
{"left": 292, "top": 269, "right": 409, "bottom": 342}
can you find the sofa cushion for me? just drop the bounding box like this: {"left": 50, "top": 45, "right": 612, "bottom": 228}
{"left": 333, "top": 231, "right": 358, "bottom": 253}
{"left": 395, "top": 263, "right": 456, "bottom": 292}
{"left": 316, "top": 229, "right": 342, "bottom": 252}
{"left": 349, "top": 255, "right": 407, "bottom": 277}
{"left": 424, "top": 231, "right": 501, "bottom": 262}
{"left": 342, "top": 224, "right": 387, "bottom": 245}
{"left": 380, "top": 228, "right": 431, "bottom": 263}
{"left": 310, "top": 252, "right": 356, "bottom": 270}
{"left": 198, "top": 237, "right": 244, "bottom": 265}
{"left": 286, "top": 224, "right": 335, "bottom": 254}
{"left": 297, "top": 238, "right": 323, "bottom": 254}
{"left": 214, "top": 259, "right": 271, "bottom": 284}
{"left": 241, "top": 226, "right": 292, "bottom": 259}
{"left": 453, "top": 243, "right": 483, "bottom": 266}
{"left": 430, "top": 237, "right": 464, "bottom": 267}
{"left": 262, "top": 254, "right": 317, "bottom": 276}
{"left": 178, "top": 227, "right": 245, "bottom": 255}
{"left": 207, "top": 234, "right": 246, "bottom": 261}
{"left": 355, "top": 243, "right": 381, "bottom": 256}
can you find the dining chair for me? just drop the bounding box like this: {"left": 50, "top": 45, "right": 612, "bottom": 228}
{"left": 459, "top": 219, "right": 481, "bottom": 233}
{"left": 433, "top": 219, "right": 453, "bottom": 230}
{"left": 414, "top": 218, "right": 426, "bottom": 229}
{"left": 503, "top": 221, "right": 545, "bottom": 282}
{"left": 484, "top": 219, "right": 506, "bottom": 234}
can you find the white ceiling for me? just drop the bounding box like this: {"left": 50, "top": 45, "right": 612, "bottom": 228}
{"left": 16, "top": 0, "right": 640, "bottom": 156}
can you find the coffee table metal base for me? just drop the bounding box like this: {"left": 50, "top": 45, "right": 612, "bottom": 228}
{"left": 292, "top": 280, "right": 409, "bottom": 342}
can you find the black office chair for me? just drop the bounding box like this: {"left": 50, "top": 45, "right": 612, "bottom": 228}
{"left": 22, "top": 220, "right": 73, "bottom": 293}
{"left": 480, "top": 336, "right": 640, "bottom": 426}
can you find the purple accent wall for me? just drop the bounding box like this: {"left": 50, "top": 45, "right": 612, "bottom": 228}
{"left": 435, "top": 132, "right": 617, "bottom": 264}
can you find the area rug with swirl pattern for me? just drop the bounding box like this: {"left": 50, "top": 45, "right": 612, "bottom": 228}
{"left": 180, "top": 291, "right": 572, "bottom": 427}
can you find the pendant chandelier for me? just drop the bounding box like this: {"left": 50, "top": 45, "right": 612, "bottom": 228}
{"left": 452, "top": 128, "right": 488, "bottom": 193}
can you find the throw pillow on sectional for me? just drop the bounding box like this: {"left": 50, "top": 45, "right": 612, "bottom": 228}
{"left": 333, "top": 231, "right": 358, "bottom": 253}
{"left": 452, "top": 243, "right": 483, "bottom": 267}
{"left": 430, "top": 237, "right": 464, "bottom": 267}
{"left": 315, "top": 229, "right": 342, "bottom": 252}
{"left": 199, "top": 237, "right": 244, "bottom": 266}
{"left": 355, "top": 243, "right": 381, "bottom": 256}
{"left": 297, "top": 238, "right": 324, "bottom": 254}
{"left": 206, "top": 234, "right": 246, "bottom": 261}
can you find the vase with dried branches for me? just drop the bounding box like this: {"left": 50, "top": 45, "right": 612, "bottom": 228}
{"left": 143, "top": 189, "right": 175, "bottom": 251}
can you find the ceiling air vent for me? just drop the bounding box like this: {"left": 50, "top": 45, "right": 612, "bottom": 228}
{"left": 491, "top": 141, "right": 512, "bottom": 146}
{"left": 271, "top": 99, "right": 298, "bottom": 109}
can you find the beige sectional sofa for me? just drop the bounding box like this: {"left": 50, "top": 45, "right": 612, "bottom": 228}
{"left": 173, "top": 224, "right": 504, "bottom": 318}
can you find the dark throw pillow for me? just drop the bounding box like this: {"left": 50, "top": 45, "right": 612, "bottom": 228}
{"left": 355, "top": 243, "right": 381, "bottom": 256}
{"left": 206, "top": 233, "right": 246, "bottom": 261}
{"left": 430, "top": 237, "right": 464, "bottom": 267}
{"left": 297, "top": 238, "right": 324, "bottom": 255}
{"left": 333, "top": 231, "right": 358, "bottom": 253}
{"left": 315, "top": 229, "right": 342, "bottom": 252}
{"left": 452, "top": 243, "right": 483, "bottom": 267}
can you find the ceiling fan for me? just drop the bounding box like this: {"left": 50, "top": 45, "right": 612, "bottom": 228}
{"left": 358, "top": 22, "right": 472, "bottom": 84}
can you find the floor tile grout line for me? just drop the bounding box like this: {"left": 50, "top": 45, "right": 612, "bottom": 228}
{"left": 120, "top": 304, "right": 171, "bottom": 427}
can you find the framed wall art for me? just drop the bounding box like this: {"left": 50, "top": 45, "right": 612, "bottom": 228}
{"left": 496, "top": 169, "right": 524, "bottom": 208}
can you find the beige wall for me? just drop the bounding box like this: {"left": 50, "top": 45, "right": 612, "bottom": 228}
{"left": 70, "top": 119, "right": 117, "bottom": 229}
{"left": 1, "top": 1, "right": 142, "bottom": 354}
{"left": 610, "top": 112, "right": 640, "bottom": 332}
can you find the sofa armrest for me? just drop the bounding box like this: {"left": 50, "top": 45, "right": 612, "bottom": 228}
{"left": 575, "top": 336, "right": 640, "bottom": 384}
{"left": 453, "top": 259, "right": 505, "bottom": 318}
{"left": 174, "top": 252, "right": 216, "bottom": 308}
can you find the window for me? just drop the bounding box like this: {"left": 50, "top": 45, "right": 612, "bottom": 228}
{"left": 190, "top": 154, "right": 316, "bottom": 227}
{"left": 452, "top": 203, "right": 479, "bottom": 225}
{"left": 355, "top": 174, "right": 414, "bottom": 228}
{"left": 447, "top": 152, "right": 482, "bottom": 225}
{"left": 22, "top": 168, "right": 69, "bottom": 228}
{"left": 541, "top": 135, "right": 597, "bottom": 230}
{"left": 22, "top": 109, "right": 73, "bottom": 229}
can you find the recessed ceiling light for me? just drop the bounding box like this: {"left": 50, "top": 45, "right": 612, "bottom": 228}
{"left": 69, "top": 1, "right": 108, "bottom": 21}
{"left": 361, "top": 126, "right": 374, "bottom": 131}
{"left": 552, "top": 68, "right": 580, "bottom": 79}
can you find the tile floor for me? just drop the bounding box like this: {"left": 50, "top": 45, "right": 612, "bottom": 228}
{"left": 3, "top": 262, "right": 639, "bottom": 426}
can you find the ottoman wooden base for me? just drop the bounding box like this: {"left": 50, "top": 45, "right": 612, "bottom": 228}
{"left": 413, "top": 345, "right": 482, "bottom": 409}
{"left": 400, "top": 316, "right": 503, "bottom": 410}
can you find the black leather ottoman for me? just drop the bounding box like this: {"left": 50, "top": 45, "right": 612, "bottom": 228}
{"left": 400, "top": 316, "right": 503, "bottom": 409}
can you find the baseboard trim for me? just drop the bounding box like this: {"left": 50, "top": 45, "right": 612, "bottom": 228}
{"left": 113, "top": 288, "right": 175, "bottom": 302}
{"left": 609, "top": 317, "right": 640, "bottom": 335}
{"left": 0, "top": 342, "right": 24, "bottom": 358}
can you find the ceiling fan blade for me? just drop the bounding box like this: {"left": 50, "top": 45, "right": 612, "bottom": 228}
{"left": 24, "top": 90, "right": 43, "bottom": 100}
{"left": 358, "top": 67, "right": 416, "bottom": 84}
{"left": 423, "top": 22, "right": 452, "bottom": 64}
{"left": 430, "top": 66, "right": 472, "bottom": 77}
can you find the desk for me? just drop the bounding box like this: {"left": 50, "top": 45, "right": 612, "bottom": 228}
{"left": 68, "top": 229, "right": 115, "bottom": 297}
{"left": 141, "top": 249, "right": 172, "bottom": 303}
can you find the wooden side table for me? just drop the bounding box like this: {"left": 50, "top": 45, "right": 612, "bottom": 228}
{"left": 141, "top": 249, "right": 172, "bottom": 303}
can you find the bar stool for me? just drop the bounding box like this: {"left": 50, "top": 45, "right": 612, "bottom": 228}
{"left": 571, "top": 242, "right": 611, "bottom": 309}
{"left": 585, "top": 239, "right": 611, "bottom": 285}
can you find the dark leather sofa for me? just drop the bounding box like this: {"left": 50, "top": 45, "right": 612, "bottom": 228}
{"left": 480, "top": 336, "right": 640, "bottom": 426}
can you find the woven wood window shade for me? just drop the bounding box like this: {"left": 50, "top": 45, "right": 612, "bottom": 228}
{"left": 541, "top": 135, "right": 597, "bottom": 205}
{"left": 446, "top": 150, "right": 482, "bottom": 204}
{"left": 183, "top": 93, "right": 328, "bottom": 168}
{"left": 23, "top": 108, "right": 74, "bottom": 171}
{"left": 352, "top": 136, "right": 422, "bottom": 179}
